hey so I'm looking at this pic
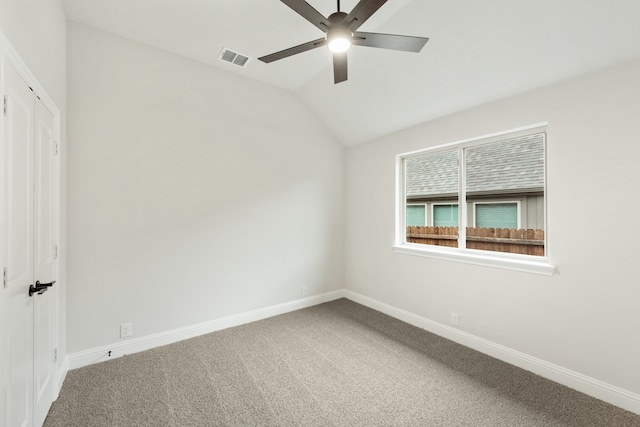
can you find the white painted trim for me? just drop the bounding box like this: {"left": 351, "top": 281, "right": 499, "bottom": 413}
{"left": 459, "top": 146, "right": 467, "bottom": 245}
{"left": 68, "top": 290, "right": 346, "bottom": 370}
{"left": 343, "top": 290, "right": 640, "bottom": 416}
{"left": 395, "top": 124, "right": 552, "bottom": 274}
{"left": 395, "top": 154, "right": 406, "bottom": 245}
{"left": 391, "top": 244, "right": 555, "bottom": 275}
{"left": 1, "top": 30, "right": 64, "bottom": 420}
{"left": 54, "top": 356, "right": 68, "bottom": 400}
{"left": 398, "top": 122, "right": 548, "bottom": 159}
{"left": 0, "top": 31, "right": 59, "bottom": 117}
{"left": 65, "top": 288, "right": 640, "bottom": 415}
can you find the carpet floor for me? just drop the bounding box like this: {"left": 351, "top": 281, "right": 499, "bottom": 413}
{"left": 44, "top": 299, "right": 640, "bottom": 426}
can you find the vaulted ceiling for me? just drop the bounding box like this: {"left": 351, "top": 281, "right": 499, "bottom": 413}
{"left": 62, "top": 0, "right": 640, "bottom": 146}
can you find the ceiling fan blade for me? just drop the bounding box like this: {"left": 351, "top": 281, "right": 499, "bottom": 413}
{"left": 258, "top": 38, "right": 327, "bottom": 63}
{"left": 343, "top": 0, "right": 388, "bottom": 31}
{"left": 333, "top": 52, "right": 348, "bottom": 84}
{"left": 281, "top": 0, "right": 332, "bottom": 33}
{"left": 352, "top": 32, "right": 429, "bottom": 52}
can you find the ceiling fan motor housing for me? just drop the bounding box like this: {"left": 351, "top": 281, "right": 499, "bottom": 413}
{"left": 328, "top": 11, "right": 348, "bottom": 25}
{"left": 326, "top": 12, "right": 352, "bottom": 53}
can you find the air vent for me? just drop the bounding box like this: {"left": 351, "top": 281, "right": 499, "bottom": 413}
{"left": 219, "top": 48, "right": 250, "bottom": 67}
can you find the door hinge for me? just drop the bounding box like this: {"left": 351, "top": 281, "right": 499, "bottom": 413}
{"left": 53, "top": 244, "right": 58, "bottom": 260}
{"left": 53, "top": 348, "right": 58, "bottom": 363}
{"left": 3, "top": 95, "right": 7, "bottom": 117}
{"left": 54, "top": 141, "right": 59, "bottom": 156}
{"left": 3, "top": 267, "right": 7, "bottom": 289}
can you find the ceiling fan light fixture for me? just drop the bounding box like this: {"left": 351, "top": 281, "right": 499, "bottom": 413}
{"left": 327, "top": 27, "right": 352, "bottom": 53}
{"left": 258, "top": 0, "right": 430, "bottom": 84}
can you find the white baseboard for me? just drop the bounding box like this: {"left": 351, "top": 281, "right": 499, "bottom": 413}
{"left": 65, "top": 288, "right": 640, "bottom": 416}
{"left": 67, "top": 290, "right": 346, "bottom": 370}
{"left": 54, "top": 356, "right": 69, "bottom": 400}
{"left": 343, "top": 290, "right": 640, "bottom": 416}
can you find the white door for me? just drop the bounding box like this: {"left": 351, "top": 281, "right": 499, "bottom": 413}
{"left": 33, "top": 96, "right": 57, "bottom": 427}
{"left": 2, "top": 60, "right": 36, "bottom": 427}
{"left": 1, "top": 61, "right": 57, "bottom": 427}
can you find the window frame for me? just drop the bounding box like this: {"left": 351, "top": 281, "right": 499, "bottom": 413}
{"left": 393, "top": 123, "right": 555, "bottom": 275}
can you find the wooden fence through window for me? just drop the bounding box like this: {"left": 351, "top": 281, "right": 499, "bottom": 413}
{"left": 406, "top": 226, "right": 544, "bottom": 256}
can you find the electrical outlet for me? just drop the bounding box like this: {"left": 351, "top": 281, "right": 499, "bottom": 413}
{"left": 450, "top": 312, "right": 459, "bottom": 326}
{"left": 120, "top": 323, "right": 132, "bottom": 338}
{"left": 302, "top": 286, "right": 308, "bottom": 296}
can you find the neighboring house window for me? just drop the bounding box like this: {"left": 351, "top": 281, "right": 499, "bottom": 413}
{"left": 433, "top": 204, "right": 458, "bottom": 226}
{"left": 406, "top": 204, "right": 426, "bottom": 226}
{"left": 474, "top": 202, "right": 519, "bottom": 228}
{"left": 395, "top": 124, "right": 553, "bottom": 275}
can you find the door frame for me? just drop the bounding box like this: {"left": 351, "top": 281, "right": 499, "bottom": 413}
{"left": 0, "top": 28, "right": 64, "bottom": 421}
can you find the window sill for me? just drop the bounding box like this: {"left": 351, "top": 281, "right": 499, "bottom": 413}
{"left": 391, "top": 244, "right": 556, "bottom": 276}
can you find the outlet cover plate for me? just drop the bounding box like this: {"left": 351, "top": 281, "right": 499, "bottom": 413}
{"left": 120, "top": 323, "right": 132, "bottom": 338}
{"left": 450, "top": 313, "right": 459, "bottom": 326}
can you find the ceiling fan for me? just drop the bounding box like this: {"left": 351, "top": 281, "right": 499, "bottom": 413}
{"left": 258, "top": 0, "right": 429, "bottom": 84}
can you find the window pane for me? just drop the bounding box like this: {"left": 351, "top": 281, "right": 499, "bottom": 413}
{"left": 405, "top": 151, "right": 458, "bottom": 248}
{"left": 465, "top": 133, "right": 545, "bottom": 256}
{"left": 434, "top": 205, "right": 458, "bottom": 226}
{"left": 476, "top": 203, "right": 517, "bottom": 228}
{"left": 406, "top": 205, "right": 425, "bottom": 226}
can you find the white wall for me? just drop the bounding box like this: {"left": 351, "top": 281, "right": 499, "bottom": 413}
{"left": 0, "top": 0, "right": 66, "bottom": 104}
{"left": 67, "top": 23, "right": 344, "bottom": 353}
{"left": 345, "top": 58, "right": 640, "bottom": 395}
{"left": 0, "top": 0, "right": 67, "bottom": 374}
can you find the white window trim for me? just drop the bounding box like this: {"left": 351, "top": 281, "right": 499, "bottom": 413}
{"left": 406, "top": 203, "right": 428, "bottom": 226}
{"left": 393, "top": 123, "right": 555, "bottom": 276}
{"left": 472, "top": 200, "right": 521, "bottom": 229}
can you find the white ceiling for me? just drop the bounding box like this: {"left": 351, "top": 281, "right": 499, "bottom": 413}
{"left": 62, "top": 0, "right": 640, "bottom": 146}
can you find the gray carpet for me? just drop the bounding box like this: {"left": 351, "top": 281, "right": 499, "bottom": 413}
{"left": 45, "top": 299, "right": 640, "bottom": 426}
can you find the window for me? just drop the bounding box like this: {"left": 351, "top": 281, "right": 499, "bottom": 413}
{"left": 395, "top": 124, "right": 554, "bottom": 275}
{"left": 474, "top": 202, "right": 519, "bottom": 228}
{"left": 406, "top": 204, "right": 426, "bottom": 226}
{"left": 433, "top": 204, "right": 458, "bottom": 227}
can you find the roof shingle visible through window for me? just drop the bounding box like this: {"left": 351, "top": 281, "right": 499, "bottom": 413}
{"left": 406, "top": 133, "right": 544, "bottom": 197}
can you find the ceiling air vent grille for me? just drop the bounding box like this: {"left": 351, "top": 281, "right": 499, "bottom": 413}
{"left": 219, "top": 48, "right": 250, "bottom": 67}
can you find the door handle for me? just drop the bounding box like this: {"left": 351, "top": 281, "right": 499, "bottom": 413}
{"left": 36, "top": 280, "right": 55, "bottom": 288}
{"left": 28, "top": 280, "right": 56, "bottom": 297}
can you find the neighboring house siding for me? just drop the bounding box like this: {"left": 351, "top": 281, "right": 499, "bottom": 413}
{"left": 408, "top": 195, "right": 542, "bottom": 229}
{"left": 528, "top": 195, "right": 544, "bottom": 230}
